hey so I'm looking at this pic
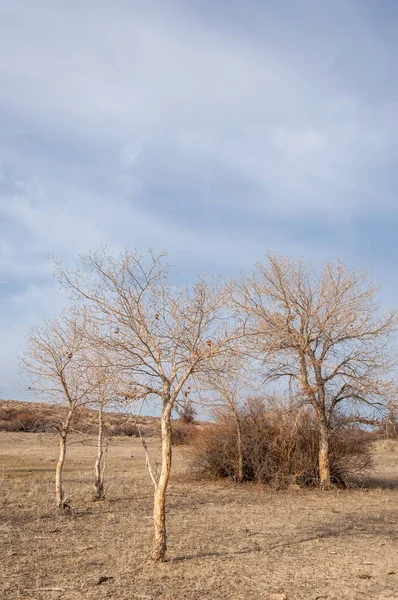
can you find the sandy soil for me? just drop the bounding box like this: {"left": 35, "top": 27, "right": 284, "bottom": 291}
{"left": 0, "top": 432, "right": 397, "bottom": 600}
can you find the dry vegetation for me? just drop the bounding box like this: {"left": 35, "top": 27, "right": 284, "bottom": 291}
{"left": 8, "top": 249, "right": 398, "bottom": 587}
{"left": 1, "top": 431, "right": 397, "bottom": 600}
{"left": 0, "top": 400, "right": 158, "bottom": 437}
{"left": 16, "top": 250, "right": 398, "bottom": 562}
{"left": 191, "top": 405, "right": 373, "bottom": 488}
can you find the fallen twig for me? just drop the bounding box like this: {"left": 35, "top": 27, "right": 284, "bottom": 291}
{"left": 22, "top": 587, "right": 66, "bottom": 592}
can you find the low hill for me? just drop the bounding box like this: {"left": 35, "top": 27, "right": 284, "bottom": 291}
{"left": 0, "top": 398, "right": 159, "bottom": 437}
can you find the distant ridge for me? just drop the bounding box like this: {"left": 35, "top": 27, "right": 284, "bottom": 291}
{"left": 0, "top": 398, "right": 159, "bottom": 436}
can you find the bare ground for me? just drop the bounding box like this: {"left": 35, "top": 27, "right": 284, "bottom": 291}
{"left": 0, "top": 432, "right": 397, "bottom": 600}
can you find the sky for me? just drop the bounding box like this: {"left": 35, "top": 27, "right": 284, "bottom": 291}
{"left": 1, "top": 0, "right": 398, "bottom": 400}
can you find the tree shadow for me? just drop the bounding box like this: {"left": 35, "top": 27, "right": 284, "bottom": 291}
{"left": 171, "top": 509, "right": 398, "bottom": 563}
{"left": 171, "top": 545, "right": 263, "bottom": 563}
{"left": 361, "top": 476, "right": 398, "bottom": 490}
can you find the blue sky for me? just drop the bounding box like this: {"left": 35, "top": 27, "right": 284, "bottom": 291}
{"left": 1, "top": 0, "right": 398, "bottom": 399}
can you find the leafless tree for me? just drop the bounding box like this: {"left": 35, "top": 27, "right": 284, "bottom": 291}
{"left": 84, "top": 349, "right": 123, "bottom": 500}
{"left": 234, "top": 253, "right": 397, "bottom": 489}
{"left": 94, "top": 388, "right": 107, "bottom": 500}
{"left": 211, "top": 376, "right": 245, "bottom": 482}
{"left": 198, "top": 354, "right": 257, "bottom": 483}
{"left": 55, "top": 249, "right": 238, "bottom": 561}
{"left": 19, "top": 308, "right": 94, "bottom": 509}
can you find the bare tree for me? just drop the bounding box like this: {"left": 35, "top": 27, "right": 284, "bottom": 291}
{"left": 212, "top": 376, "right": 245, "bottom": 483}
{"left": 55, "top": 249, "right": 238, "bottom": 561}
{"left": 235, "top": 254, "right": 397, "bottom": 489}
{"left": 84, "top": 352, "right": 121, "bottom": 500}
{"left": 94, "top": 390, "right": 107, "bottom": 499}
{"left": 19, "top": 309, "right": 94, "bottom": 509}
{"left": 199, "top": 355, "right": 255, "bottom": 483}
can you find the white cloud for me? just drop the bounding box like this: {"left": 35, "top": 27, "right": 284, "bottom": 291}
{"left": 121, "top": 141, "right": 143, "bottom": 169}
{"left": 1, "top": 0, "right": 398, "bottom": 397}
{"left": 0, "top": 0, "right": 396, "bottom": 218}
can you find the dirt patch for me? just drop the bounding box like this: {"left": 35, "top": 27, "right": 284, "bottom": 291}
{"left": 1, "top": 433, "right": 397, "bottom": 599}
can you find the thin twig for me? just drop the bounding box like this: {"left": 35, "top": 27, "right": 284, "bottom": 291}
{"left": 139, "top": 430, "right": 158, "bottom": 489}
{"left": 134, "top": 399, "right": 158, "bottom": 490}
{"left": 22, "top": 587, "right": 66, "bottom": 592}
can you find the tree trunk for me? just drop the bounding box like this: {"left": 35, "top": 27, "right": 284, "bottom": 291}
{"left": 94, "top": 403, "right": 105, "bottom": 500}
{"left": 152, "top": 407, "right": 172, "bottom": 562}
{"left": 318, "top": 419, "right": 332, "bottom": 489}
{"left": 233, "top": 409, "right": 244, "bottom": 483}
{"left": 55, "top": 409, "right": 73, "bottom": 509}
{"left": 55, "top": 432, "right": 67, "bottom": 508}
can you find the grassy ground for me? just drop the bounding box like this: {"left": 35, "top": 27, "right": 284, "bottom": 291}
{"left": 1, "top": 432, "right": 397, "bottom": 600}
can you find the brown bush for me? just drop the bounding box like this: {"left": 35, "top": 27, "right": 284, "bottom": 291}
{"left": 0, "top": 404, "right": 64, "bottom": 433}
{"left": 120, "top": 422, "right": 141, "bottom": 437}
{"left": 0, "top": 419, "right": 22, "bottom": 432}
{"left": 2, "top": 411, "right": 56, "bottom": 433}
{"left": 172, "top": 421, "right": 196, "bottom": 446}
{"left": 176, "top": 399, "right": 196, "bottom": 424}
{"left": 191, "top": 403, "right": 372, "bottom": 488}
{"left": 381, "top": 418, "right": 398, "bottom": 439}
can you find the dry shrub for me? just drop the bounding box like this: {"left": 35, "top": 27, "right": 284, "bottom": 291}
{"left": 176, "top": 399, "right": 196, "bottom": 424}
{"left": 106, "top": 422, "right": 154, "bottom": 437}
{"left": 172, "top": 421, "right": 196, "bottom": 446}
{"left": 0, "top": 419, "right": 22, "bottom": 432}
{"left": 381, "top": 419, "right": 398, "bottom": 440}
{"left": 1, "top": 411, "right": 56, "bottom": 433}
{"left": 0, "top": 406, "right": 65, "bottom": 433}
{"left": 119, "top": 422, "right": 141, "bottom": 437}
{"left": 192, "top": 402, "right": 372, "bottom": 488}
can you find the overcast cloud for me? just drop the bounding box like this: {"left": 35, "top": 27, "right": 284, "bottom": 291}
{"left": 1, "top": 0, "right": 398, "bottom": 398}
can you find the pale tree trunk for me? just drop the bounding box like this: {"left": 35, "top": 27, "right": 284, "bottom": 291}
{"left": 232, "top": 407, "right": 244, "bottom": 483}
{"left": 55, "top": 432, "right": 67, "bottom": 508}
{"left": 236, "top": 420, "right": 243, "bottom": 483}
{"left": 55, "top": 409, "right": 73, "bottom": 509}
{"left": 318, "top": 418, "right": 332, "bottom": 489}
{"left": 309, "top": 368, "right": 332, "bottom": 490}
{"left": 152, "top": 405, "right": 172, "bottom": 562}
{"left": 94, "top": 402, "right": 105, "bottom": 500}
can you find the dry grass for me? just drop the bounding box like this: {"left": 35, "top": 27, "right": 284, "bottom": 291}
{"left": 1, "top": 432, "right": 398, "bottom": 600}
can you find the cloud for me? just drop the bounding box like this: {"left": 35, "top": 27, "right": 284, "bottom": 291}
{"left": 1, "top": 0, "right": 398, "bottom": 398}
